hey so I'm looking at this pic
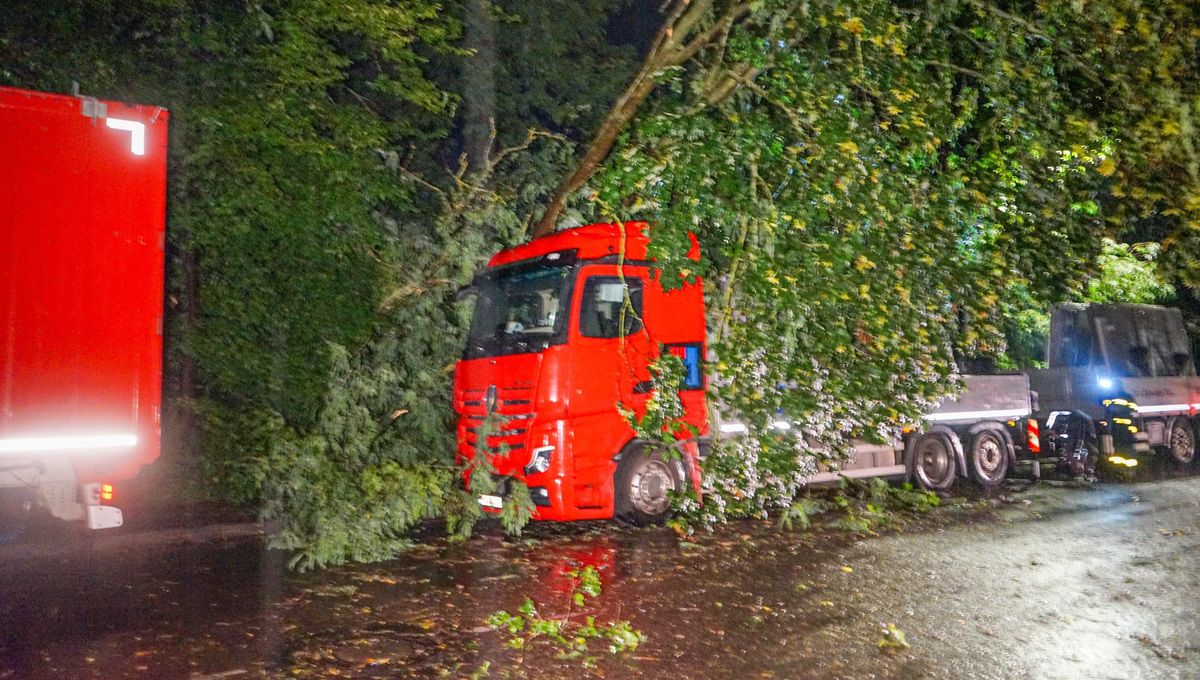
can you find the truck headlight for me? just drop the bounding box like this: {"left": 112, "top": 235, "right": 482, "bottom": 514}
{"left": 525, "top": 446, "right": 553, "bottom": 475}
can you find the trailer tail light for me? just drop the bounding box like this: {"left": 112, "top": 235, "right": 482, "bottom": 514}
{"left": 82, "top": 482, "right": 116, "bottom": 505}
{"left": 1026, "top": 419, "right": 1041, "bottom": 454}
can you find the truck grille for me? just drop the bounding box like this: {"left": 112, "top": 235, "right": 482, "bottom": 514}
{"left": 459, "top": 385, "right": 535, "bottom": 455}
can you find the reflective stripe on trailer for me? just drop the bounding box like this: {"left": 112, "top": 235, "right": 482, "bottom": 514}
{"left": 1135, "top": 404, "right": 1199, "bottom": 415}
{"left": 926, "top": 408, "right": 1031, "bottom": 422}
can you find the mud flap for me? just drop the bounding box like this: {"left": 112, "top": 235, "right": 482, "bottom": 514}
{"left": 86, "top": 505, "right": 123, "bottom": 530}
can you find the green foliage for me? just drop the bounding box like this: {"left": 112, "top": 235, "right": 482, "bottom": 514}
{"left": 215, "top": 345, "right": 455, "bottom": 570}
{"left": 1087, "top": 239, "right": 1176, "bottom": 304}
{"left": 447, "top": 411, "right": 537, "bottom": 541}
{"left": 1003, "top": 238, "right": 1174, "bottom": 367}
{"left": 487, "top": 565, "right": 644, "bottom": 666}
{"left": 498, "top": 478, "right": 536, "bottom": 536}
{"left": 878, "top": 623, "right": 910, "bottom": 652}
{"left": 618, "top": 353, "right": 695, "bottom": 443}
{"left": 821, "top": 480, "right": 940, "bottom": 533}
{"left": 578, "top": 0, "right": 1200, "bottom": 521}
{"left": 778, "top": 496, "right": 830, "bottom": 532}
{"left": 490, "top": 0, "right": 637, "bottom": 145}
{"left": 772, "top": 479, "right": 939, "bottom": 534}
{"left": 880, "top": 481, "right": 942, "bottom": 514}
{"left": 569, "top": 565, "right": 603, "bottom": 603}
{"left": 999, "top": 302, "right": 1053, "bottom": 370}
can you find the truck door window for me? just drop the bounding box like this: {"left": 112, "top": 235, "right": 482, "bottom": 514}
{"left": 579, "top": 277, "right": 643, "bottom": 338}
{"left": 1051, "top": 308, "right": 1092, "bottom": 368}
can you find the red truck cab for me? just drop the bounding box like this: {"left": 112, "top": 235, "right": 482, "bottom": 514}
{"left": 453, "top": 222, "right": 707, "bottom": 523}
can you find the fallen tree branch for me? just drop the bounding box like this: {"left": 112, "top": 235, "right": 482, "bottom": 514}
{"left": 530, "top": 0, "right": 754, "bottom": 238}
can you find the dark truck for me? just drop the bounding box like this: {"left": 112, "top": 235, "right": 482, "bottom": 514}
{"left": 1028, "top": 303, "right": 1198, "bottom": 471}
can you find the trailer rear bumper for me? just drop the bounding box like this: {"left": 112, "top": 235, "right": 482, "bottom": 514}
{"left": 0, "top": 458, "right": 124, "bottom": 529}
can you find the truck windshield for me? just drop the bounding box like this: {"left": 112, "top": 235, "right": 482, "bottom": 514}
{"left": 464, "top": 265, "right": 572, "bottom": 358}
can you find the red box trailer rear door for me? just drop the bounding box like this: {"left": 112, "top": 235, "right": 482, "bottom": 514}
{"left": 0, "top": 86, "right": 169, "bottom": 486}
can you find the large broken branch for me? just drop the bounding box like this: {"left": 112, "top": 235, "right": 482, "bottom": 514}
{"left": 529, "top": 0, "right": 753, "bottom": 238}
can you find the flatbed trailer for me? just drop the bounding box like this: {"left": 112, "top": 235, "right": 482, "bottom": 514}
{"left": 846, "top": 303, "right": 1200, "bottom": 486}
{"left": 718, "top": 373, "right": 1039, "bottom": 492}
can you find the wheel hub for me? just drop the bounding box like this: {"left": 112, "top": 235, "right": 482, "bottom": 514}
{"left": 918, "top": 440, "right": 951, "bottom": 484}
{"left": 978, "top": 438, "right": 1003, "bottom": 474}
{"left": 1171, "top": 425, "right": 1194, "bottom": 462}
{"left": 630, "top": 460, "right": 674, "bottom": 515}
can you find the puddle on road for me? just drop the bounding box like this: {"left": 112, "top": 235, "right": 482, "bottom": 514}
{"left": 1, "top": 517, "right": 899, "bottom": 679}
{"left": 282, "top": 524, "right": 872, "bottom": 678}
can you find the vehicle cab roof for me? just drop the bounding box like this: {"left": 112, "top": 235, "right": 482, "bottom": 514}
{"left": 487, "top": 222, "right": 652, "bottom": 268}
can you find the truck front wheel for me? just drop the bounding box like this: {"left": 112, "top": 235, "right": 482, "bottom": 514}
{"left": 615, "top": 445, "right": 684, "bottom": 526}
{"left": 912, "top": 432, "right": 957, "bottom": 492}
{"left": 967, "top": 429, "right": 1010, "bottom": 488}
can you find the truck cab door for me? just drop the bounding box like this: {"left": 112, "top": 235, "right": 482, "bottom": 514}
{"left": 574, "top": 266, "right": 653, "bottom": 407}
{"left": 567, "top": 265, "right": 653, "bottom": 507}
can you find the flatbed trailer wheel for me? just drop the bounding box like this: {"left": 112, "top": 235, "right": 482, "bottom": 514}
{"left": 1167, "top": 417, "right": 1195, "bottom": 465}
{"left": 912, "top": 432, "right": 957, "bottom": 492}
{"left": 967, "top": 429, "right": 1010, "bottom": 488}
{"left": 615, "top": 445, "right": 684, "bottom": 526}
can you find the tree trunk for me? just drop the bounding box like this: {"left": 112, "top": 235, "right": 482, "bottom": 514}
{"left": 462, "top": 0, "right": 496, "bottom": 176}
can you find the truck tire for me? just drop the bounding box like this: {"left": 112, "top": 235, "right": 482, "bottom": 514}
{"left": 967, "top": 428, "right": 1010, "bottom": 488}
{"left": 614, "top": 444, "right": 684, "bottom": 526}
{"left": 911, "top": 432, "right": 957, "bottom": 492}
{"left": 1166, "top": 417, "right": 1195, "bottom": 465}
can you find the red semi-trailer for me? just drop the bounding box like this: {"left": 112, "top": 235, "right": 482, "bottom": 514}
{"left": 454, "top": 222, "right": 1043, "bottom": 523}
{"left": 0, "top": 86, "right": 169, "bottom": 534}
{"left": 457, "top": 223, "right": 1200, "bottom": 524}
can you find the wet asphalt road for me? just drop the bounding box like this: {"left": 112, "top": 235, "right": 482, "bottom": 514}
{"left": 2, "top": 472, "right": 1200, "bottom": 679}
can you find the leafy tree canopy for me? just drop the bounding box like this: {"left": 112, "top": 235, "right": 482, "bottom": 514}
{"left": 548, "top": 0, "right": 1200, "bottom": 517}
